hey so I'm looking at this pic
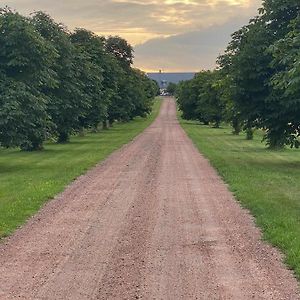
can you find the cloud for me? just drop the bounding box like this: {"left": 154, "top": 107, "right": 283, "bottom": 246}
{"left": 134, "top": 18, "right": 250, "bottom": 72}
{"left": 3, "top": 0, "right": 262, "bottom": 70}
{"left": 5, "top": 0, "right": 261, "bottom": 44}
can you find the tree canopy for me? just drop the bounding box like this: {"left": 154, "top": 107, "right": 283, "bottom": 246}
{"left": 177, "top": 0, "right": 300, "bottom": 149}
{"left": 0, "top": 8, "right": 157, "bottom": 150}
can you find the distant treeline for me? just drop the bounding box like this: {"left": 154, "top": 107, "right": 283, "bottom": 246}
{"left": 0, "top": 8, "right": 159, "bottom": 151}
{"left": 176, "top": 0, "right": 300, "bottom": 149}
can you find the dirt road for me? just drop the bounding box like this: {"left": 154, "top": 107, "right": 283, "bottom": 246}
{"left": 0, "top": 97, "right": 299, "bottom": 299}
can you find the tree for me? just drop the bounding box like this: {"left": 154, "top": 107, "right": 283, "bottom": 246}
{"left": 176, "top": 71, "right": 225, "bottom": 127}
{"left": 0, "top": 8, "right": 57, "bottom": 150}
{"left": 126, "top": 69, "right": 155, "bottom": 119}
{"left": 260, "top": 0, "right": 300, "bottom": 148}
{"left": 105, "top": 36, "right": 133, "bottom": 70}
{"left": 195, "top": 71, "right": 225, "bottom": 128}
{"left": 268, "top": 16, "right": 300, "bottom": 148}
{"left": 218, "top": 0, "right": 300, "bottom": 147}
{"left": 166, "top": 82, "right": 177, "bottom": 95}
{"left": 0, "top": 8, "right": 158, "bottom": 150}
{"left": 150, "top": 79, "right": 160, "bottom": 97}
{"left": 105, "top": 36, "right": 155, "bottom": 123}
{"left": 218, "top": 19, "right": 272, "bottom": 140}
{"left": 214, "top": 71, "right": 242, "bottom": 135}
{"left": 176, "top": 79, "right": 200, "bottom": 121}
{"left": 70, "top": 28, "right": 107, "bottom": 131}
{"left": 31, "top": 12, "right": 93, "bottom": 143}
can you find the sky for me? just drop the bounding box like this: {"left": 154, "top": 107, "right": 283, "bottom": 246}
{"left": 4, "top": 0, "right": 262, "bottom": 72}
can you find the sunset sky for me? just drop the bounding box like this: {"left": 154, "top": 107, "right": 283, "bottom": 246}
{"left": 5, "top": 0, "right": 261, "bottom": 72}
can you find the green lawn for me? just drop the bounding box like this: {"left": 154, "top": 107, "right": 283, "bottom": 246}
{"left": 0, "top": 98, "right": 162, "bottom": 239}
{"left": 180, "top": 118, "right": 300, "bottom": 279}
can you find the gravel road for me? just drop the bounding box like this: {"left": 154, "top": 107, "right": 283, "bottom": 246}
{"left": 0, "top": 97, "right": 299, "bottom": 299}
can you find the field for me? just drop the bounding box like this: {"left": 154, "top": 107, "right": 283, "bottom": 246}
{"left": 0, "top": 98, "right": 161, "bottom": 239}
{"left": 180, "top": 118, "right": 300, "bottom": 278}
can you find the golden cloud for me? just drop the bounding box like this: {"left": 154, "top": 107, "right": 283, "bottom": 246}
{"left": 5, "top": 0, "right": 261, "bottom": 70}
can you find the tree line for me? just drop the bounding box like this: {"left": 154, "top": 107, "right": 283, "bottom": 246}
{"left": 176, "top": 0, "right": 300, "bottom": 149}
{"left": 0, "top": 8, "right": 159, "bottom": 151}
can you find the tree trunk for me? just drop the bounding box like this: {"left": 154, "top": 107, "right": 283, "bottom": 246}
{"left": 266, "top": 129, "right": 285, "bottom": 150}
{"left": 244, "top": 120, "right": 253, "bottom": 140}
{"left": 92, "top": 124, "right": 98, "bottom": 133}
{"left": 78, "top": 128, "right": 85, "bottom": 137}
{"left": 57, "top": 132, "right": 69, "bottom": 143}
{"left": 102, "top": 120, "right": 108, "bottom": 130}
{"left": 214, "top": 121, "right": 221, "bottom": 128}
{"left": 20, "top": 140, "right": 43, "bottom": 151}
{"left": 232, "top": 117, "right": 241, "bottom": 135}
{"left": 109, "top": 119, "right": 114, "bottom": 127}
{"left": 246, "top": 127, "right": 254, "bottom": 140}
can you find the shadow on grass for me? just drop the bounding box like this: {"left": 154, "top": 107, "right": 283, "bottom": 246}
{"left": 247, "top": 160, "right": 300, "bottom": 170}
{"left": 0, "top": 162, "right": 66, "bottom": 174}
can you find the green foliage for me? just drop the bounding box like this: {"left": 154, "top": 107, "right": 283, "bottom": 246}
{"left": 105, "top": 36, "right": 133, "bottom": 70}
{"left": 215, "top": 72, "right": 242, "bottom": 135}
{"left": 268, "top": 16, "right": 300, "bottom": 148}
{"left": 31, "top": 12, "right": 91, "bottom": 143}
{"left": 172, "top": 0, "right": 300, "bottom": 148}
{"left": 217, "top": 0, "right": 300, "bottom": 148}
{"left": 70, "top": 28, "right": 107, "bottom": 131}
{"left": 177, "top": 0, "right": 300, "bottom": 148}
{"left": 126, "top": 69, "right": 156, "bottom": 119}
{"left": 0, "top": 77, "right": 51, "bottom": 150}
{"left": 104, "top": 36, "right": 156, "bottom": 123}
{"left": 176, "top": 70, "right": 225, "bottom": 127}
{"left": 151, "top": 79, "right": 160, "bottom": 97}
{"left": 0, "top": 8, "right": 157, "bottom": 150}
{"left": 0, "top": 8, "right": 57, "bottom": 150}
{"left": 166, "top": 82, "right": 177, "bottom": 95}
{"left": 176, "top": 80, "right": 199, "bottom": 121}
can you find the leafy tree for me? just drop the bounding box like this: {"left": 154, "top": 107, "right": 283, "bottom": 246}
{"left": 105, "top": 36, "right": 133, "bottom": 70}
{"left": 0, "top": 9, "right": 159, "bottom": 150}
{"left": 31, "top": 12, "right": 93, "bottom": 143}
{"left": 195, "top": 71, "right": 225, "bottom": 128}
{"left": 214, "top": 72, "right": 242, "bottom": 135}
{"left": 176, "top": 79, "right": 201, "bottom": 121}
{"left": 166, "top": 82, "right": 177, "bottom": 95}
{"left": 268, "top": 16, "right": 300, "bottom": 148}
{"left": 0, "top": 76, "right": 52, "bottom": 151}
{"left": 104, "top": 36, "right": 134, "bottom": 123}
{"left": 101, "top": 55, "right": 125, "bottom": 128}
{"left": 70, "top": 28, "right": 107, "bottom": 131}
{"left": 105, "top": 36, "right": 155, "bottom": 123}
{"left": 218, "top": 19, "right": 271, "bottom": 140}
{"left": 176, "top": 71, "right": 225, "bottom": 127}
{"left": 150, "top": 79, "right": 160, "bottom": 97}
{"left": 218, "top": 0, "right": 300, "bottom": 147}
{"left": 261, "top": 0, "right": 300, "bottom": 148}
{"left": 126, "top": 69, "right": 155, "bottom": 119}
{"left": 0, "top": 8, "right": 57, "bottom": 150}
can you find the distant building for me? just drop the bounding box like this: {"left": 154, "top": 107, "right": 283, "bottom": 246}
{"left": 147, "top": 72, "right": 195, "bottom": 89}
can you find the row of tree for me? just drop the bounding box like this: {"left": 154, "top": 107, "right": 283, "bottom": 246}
{"left": 177, "top": 0, "right": 300, "bottom": 149}
{"left": 0, "top": 8, "right": 159, "bottom": 151}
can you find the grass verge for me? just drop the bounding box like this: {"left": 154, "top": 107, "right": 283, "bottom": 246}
{"left": 0, "top": 98, "right": 162, "bottom": 239}
{"left": 179, "top": 118, "right": 300, "bottom": 279}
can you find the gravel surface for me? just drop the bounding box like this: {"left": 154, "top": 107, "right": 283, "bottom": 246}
{"left": 0, "top": 97, "right": 299, "bottom": 299}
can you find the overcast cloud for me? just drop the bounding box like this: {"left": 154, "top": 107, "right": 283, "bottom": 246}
{"left": 4, "top": 0, "right": 261, "bottom": 71}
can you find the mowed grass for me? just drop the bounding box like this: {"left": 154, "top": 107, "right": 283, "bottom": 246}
{"left": 0, "top": 98, "right": 162, "bottom": 239}
{"left": 180, "top": 118, "right": 300, "bottom": 279}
